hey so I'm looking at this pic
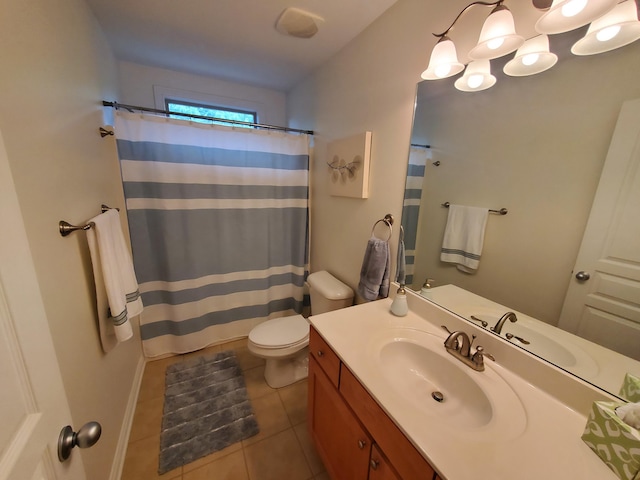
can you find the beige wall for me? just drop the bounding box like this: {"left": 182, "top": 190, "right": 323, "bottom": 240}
{"left": 0, "top": 1, "right": 142, "bottom": 478}
{"left": 287, "top": 0, "right": 640, "bottom": 316}
{"left": 287, "top": 0, "right": 454, "bottom": 298}
{"left": 117, "top": 61, "right": 288, "bottom": 127}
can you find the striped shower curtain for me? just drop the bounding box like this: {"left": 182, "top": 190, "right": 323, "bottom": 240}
{"left": 114, "top": 111, "right": 310, "bottom": 357}
{"left": 401, "top": 146, "right": 429, "bottom": 286}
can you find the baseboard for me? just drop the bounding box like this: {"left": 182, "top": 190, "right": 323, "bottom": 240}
{"left": 109, "top": 354, "right": 146, "bottom": 480}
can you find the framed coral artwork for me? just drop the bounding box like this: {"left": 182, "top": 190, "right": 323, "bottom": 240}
{"left": 327, "top": 131, "right": 372, "bottom": 198}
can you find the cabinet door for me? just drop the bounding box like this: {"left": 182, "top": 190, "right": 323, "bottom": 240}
{"left": 369, "top": 444, "right": 401, "bottom": 480}
{"left": 340, "top": 366, "right": 435, "bottom": 479}
{"left": 308, "top": 356, "right": 372, "bottom": 480}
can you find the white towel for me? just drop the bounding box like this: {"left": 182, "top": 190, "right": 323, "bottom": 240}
{"left": 440, "top": 205, "right": 489, "bottom": 273}
{"left": 86, "top": 209, "right": 143, "bottom": 352}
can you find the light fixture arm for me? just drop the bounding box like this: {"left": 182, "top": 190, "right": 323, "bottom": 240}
{"left": 433, "top": 0, "right": 505, "bottom": 38}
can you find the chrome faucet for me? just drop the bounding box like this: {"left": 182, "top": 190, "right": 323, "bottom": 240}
{"left": 441, "top": 326, "right": 495, "bottom": 372}
{"left": 444, "top": 330, "right": 472, "bottom": 357}
{"left": 491, "top": 311, "right": 517, "bottom": 334}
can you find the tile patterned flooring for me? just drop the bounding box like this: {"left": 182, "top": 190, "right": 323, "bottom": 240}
{"left": 121, "top": 339, "right": 328, "bottom": 480}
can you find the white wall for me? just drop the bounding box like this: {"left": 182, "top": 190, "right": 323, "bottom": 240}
{"left": 0, "top": 1, "right": 142, "bottom": 478}
{"left": 117, "top": 61, "right": 287, "bottom": 127}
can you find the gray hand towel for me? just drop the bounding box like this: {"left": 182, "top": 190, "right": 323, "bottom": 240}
{"left": 395, "top": 237, "right": 406, "bottom": 285}
{"left": 358, "top": 236, "right": 390, "bottom": 301}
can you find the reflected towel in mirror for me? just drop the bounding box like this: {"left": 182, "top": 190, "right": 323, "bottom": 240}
{"left": 440, "top": 205, "right": 489, "bottom": 273}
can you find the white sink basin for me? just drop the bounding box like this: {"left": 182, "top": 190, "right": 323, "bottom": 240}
{"left": 372, "top": 327, "right": 527, "bottom": 440}
{"left": 507, "top": 324, "right": 599, "bottom": 378}
{"left": 467, "top": 309, "right": 600, "bottom": 379}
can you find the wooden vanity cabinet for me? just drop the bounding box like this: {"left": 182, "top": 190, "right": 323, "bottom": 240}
{"left": 308, "top": 354, "right": 372, "bottom": 479}
{"left": 308, "top": 327, "right": 437, "bottom": 480}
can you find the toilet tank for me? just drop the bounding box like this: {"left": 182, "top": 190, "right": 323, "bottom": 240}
{"left": 307, "top": 271, "right": 354, "bottom": 315}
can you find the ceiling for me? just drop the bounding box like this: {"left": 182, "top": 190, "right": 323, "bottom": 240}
{"left": 85, "top": 0, "right": 398, "bottom": 92}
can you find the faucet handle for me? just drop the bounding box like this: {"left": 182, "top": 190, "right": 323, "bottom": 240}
{"left": 471, "top": 346, "right": 495, "bottom": 371}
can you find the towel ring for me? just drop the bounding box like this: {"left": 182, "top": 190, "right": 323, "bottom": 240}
{"left": 371, "top": 214, "right": 393, "bottom": 241}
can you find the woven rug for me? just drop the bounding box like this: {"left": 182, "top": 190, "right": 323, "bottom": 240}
{"left": 158, "top": 350, "right": 259, "bottom": 474}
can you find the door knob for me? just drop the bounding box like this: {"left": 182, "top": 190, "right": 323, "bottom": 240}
{"left": 58, "top": 421, "right": 102, "bottom": 462}
{"left": 575, "top": 271, "right": 591, "bottom": 281}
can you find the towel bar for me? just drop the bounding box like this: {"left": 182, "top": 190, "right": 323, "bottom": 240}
{"left": 59, "top": 205, "right": 120, "bottom": 237}
{"left": 441, "top": 202, "right": 508, "bottom": 215}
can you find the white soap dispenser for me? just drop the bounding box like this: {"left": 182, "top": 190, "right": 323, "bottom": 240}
{"left": 420, "top": 278, "right": 435, "bottom": 298}
{"left": 390, "top": 284, "right": 408, "bottom": 317}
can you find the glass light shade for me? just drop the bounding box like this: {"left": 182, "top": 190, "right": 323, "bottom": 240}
{"left": 421, "top": 37, "right": 465, "bottom": 80}
{"left": 571, "top": 0, "right": 640, "bottom": 55}
{"left": 504, "top": 35, "right": 558, "bottom": 76}
{"left": 468, "top": 7, "right": 525, "bottom": 60}
{"left": 454, "top": 60, "right": 496, "bottom": 92}
{"left": 535, "top": 0, "right": 618, "bottom": 34}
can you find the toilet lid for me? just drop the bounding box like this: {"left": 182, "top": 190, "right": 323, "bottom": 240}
{"left": 249, "top": 315, "right": 309, "bottom": 349}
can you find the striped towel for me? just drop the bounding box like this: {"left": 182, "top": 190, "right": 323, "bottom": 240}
{"left": 440, "top": 205, "right": 489, "bottom": 273}
{"left": 87, "top": 209, "right": 143, "bottom": 352}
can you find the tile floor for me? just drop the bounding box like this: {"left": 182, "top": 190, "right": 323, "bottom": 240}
{"left": 121, "top": 339, "right": 328, "bottom": 480}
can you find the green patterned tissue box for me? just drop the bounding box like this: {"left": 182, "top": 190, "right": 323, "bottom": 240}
{"left": 582, "top": 401, "right": 640, "bottom": 480}
{"left": 620, "top": 374, "right": 640, "bottom": 403}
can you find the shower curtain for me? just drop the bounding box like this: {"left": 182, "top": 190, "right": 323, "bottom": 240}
{"left": 401, "top": 146, "right": 429, "bottom": 286}
{"left": 114, "top": 111, "right": 310, "bottom": 357}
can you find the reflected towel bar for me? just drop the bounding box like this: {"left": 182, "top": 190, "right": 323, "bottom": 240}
{"left": 441, "top": 202, "right": 508, "bottom": 215}
{"left": 59, "top": 205, "right": 120, "bottom": 237}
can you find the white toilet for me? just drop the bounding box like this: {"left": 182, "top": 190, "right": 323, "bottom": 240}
{"left": 247, "top": 270, "right": 354, "bottom": 388}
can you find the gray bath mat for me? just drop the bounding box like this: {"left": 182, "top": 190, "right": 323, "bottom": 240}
{"left": 158, "top": 350, "right": 259, "bottom": 474}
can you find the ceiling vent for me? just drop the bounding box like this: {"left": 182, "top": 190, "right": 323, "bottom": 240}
{"left": 275, "top": 7, "right": 324, "bottom": 39}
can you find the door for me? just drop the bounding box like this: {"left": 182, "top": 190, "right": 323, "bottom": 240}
{"left": 558, "top": 98, "right": 640, "bottom": 361}
{"left": 0, "top": 130, "right": 86, "bottom": 479}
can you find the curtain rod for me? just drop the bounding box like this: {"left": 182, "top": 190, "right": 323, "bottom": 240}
{"left": 102, "top": 101, "right": 314, "bottom": 135}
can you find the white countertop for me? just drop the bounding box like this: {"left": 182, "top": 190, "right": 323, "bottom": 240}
{"left": 309, "top": 294, "right": 618, "bottom": 480}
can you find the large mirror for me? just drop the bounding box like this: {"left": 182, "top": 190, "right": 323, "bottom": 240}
{"left": 403, "top": 26, "right": 640, "bottom": 399}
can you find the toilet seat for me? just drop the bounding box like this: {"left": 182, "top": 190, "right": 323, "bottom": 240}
{"left": 248, "top": 315, "right": 309, "bottom": 349}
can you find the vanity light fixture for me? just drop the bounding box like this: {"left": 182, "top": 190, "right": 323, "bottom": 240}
{"left": 503, "top": 34, "right": 558, "bottom": 76}
{"left": 571, "top": 0, "right": 640, "bottom": 55}
{"left": 421, "top": 0, "right": 638, "bottom": 91}
{"left": 422, "top": 0, "right": 518, "bottom": 80}
{"left": 535, "top": 0, "right": 618, "bottom": 34}
{"left": 454, "top": 60, "right": 497, "bottom": 91}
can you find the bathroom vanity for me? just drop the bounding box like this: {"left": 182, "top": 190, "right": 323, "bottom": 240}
{"left": 307, "top": 289, "right": 619, "bottom": 479}
{"left": 308, "top": 326, "right": 435, "bottom": 479}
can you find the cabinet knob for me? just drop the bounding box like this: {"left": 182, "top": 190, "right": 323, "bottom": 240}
{"left": 370, "top": 459, "right": 379, "bottom": 470}
{"left": 357, "top": 439, "right": 367, "bottom": 449}
{"left": 317, "top": 350, "right": 324, "bottom": 357}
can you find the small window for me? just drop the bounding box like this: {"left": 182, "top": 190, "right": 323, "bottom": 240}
{"left": 165, "top": 99, "right": 257, "bottom": 128}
